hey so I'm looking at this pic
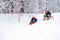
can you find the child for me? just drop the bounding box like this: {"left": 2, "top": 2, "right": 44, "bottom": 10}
{"left": 44, "top": 10, "right": 51, "bottom": 20}
{"left": 29, "top": 16, "right": 37, "bottom": 25}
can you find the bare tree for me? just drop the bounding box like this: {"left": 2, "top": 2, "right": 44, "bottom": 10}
{"left": 18, "top": 0, "right": 24, "bottom": 22}
{"left": 20, "top": 0, "right": 24, "bottom": 13}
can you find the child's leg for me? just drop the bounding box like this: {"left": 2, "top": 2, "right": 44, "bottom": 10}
{"left": 47, "top": 17, "right": 49, "bottom": 20}
{"left": 44, "top": 15, "right": 46, "bottom": 20}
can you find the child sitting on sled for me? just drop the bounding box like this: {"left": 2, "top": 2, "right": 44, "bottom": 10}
{"left": 29, "top": 16, "right": 37, "bottom": 25}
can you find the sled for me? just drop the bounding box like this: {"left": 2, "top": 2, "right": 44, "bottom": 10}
{"left": 29, "top": 22, "right": 36, "bottom": 25}
{"left": 43, "top": 16, "right": 54, "bottom": 20}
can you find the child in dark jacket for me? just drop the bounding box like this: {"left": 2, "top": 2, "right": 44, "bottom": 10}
{"left": 44, "top": 10, "right": 51, "bottom": 20}
{"left": 29, "top": 17, "right": 37, "bottom": 25}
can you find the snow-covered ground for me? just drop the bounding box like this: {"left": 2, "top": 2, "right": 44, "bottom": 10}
{"left": 0, "top": 13, "right": 60, "bottom": 40}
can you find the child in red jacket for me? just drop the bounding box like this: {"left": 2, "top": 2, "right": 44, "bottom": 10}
{"left": 29, "top": 16, "right": 37, "bottom": 25}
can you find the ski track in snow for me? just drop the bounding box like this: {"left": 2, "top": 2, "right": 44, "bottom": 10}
{"left": 0, "top": 13, "right": 60, "bottom": 40}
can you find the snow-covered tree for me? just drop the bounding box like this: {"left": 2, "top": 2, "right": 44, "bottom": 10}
{"left": 0, "top": 0, "right": 60, "bottom": 13}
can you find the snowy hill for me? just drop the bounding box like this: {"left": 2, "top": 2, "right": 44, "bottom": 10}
{"left": 0, "top": 13, "right": 60, "bottom": 40}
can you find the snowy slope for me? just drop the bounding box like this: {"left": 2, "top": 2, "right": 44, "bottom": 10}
{"left": 0, "top": 13, "right": 60, "bottom": 40}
